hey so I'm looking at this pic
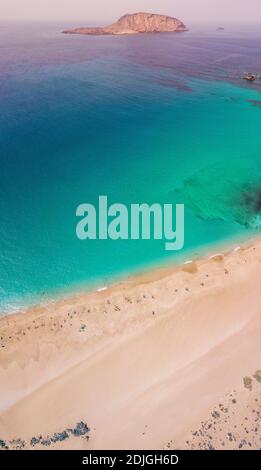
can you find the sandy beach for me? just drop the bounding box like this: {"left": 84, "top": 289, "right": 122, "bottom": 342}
{"left": 0, "top": 238, "right": 261, "bottom": 450}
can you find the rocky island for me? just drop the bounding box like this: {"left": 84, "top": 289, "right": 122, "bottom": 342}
{"left": 63, "top": 12, "right": 188, "bottom": 36}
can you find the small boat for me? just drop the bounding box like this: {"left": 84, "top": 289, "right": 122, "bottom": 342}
{"left": 243, "top": 73, "right": 256, "bottom": 82}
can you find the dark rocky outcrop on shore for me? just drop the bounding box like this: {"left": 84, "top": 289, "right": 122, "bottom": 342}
{"left": 0, "top": 421, "right": 90, "bottom": 450}
{"left": 63, "top": 12, "right": 188, "bottom": 36}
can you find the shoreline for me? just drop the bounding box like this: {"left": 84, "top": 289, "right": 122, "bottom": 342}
{"left": 0, "top": 231, "right": 258, "bottom": 319}
{"left": 0, "top": 235, "right": 261, "bottom": 449}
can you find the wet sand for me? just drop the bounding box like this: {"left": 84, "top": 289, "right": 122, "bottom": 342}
{"left": 0, "top": 238, "right": 261, "bottom": 450}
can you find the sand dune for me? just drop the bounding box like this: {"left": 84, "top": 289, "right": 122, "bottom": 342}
{"left": 0, "top": 239, "right": 261, "bottom": 450}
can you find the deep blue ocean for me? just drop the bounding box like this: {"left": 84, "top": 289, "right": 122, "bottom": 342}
{"left": 0, "top": 21, "right": 260, "bottom": 312}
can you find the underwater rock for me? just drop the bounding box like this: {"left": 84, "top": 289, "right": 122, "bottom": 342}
{"left": 173, "top": 163, "right": 261, "bottom": 230}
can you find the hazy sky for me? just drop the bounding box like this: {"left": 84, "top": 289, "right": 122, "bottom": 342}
{"left": 1, "top": 0, "right": 261, "bottom": 23}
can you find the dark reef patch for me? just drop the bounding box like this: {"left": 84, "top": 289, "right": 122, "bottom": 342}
{"left": 247, "top": 100, "right": 261, "bottom": 108}
{"left": 235, "top": 185, "right": 261, "bottom": 229}
{"left": 153, "top": 78, "right": 193, "bottom": 92}
{"left": 172, "top": 162, "right": 261, "bottom": 230}
{"left": 241, "top": 187, "right": 261, "bottom": 214}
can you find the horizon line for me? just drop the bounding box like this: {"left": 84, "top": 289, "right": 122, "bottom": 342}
{"left": 1, "top": 18, "right": 261, "bottom": 23}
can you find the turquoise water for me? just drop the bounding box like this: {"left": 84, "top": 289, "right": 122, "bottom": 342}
{"left": 0, "top": 22, "right": 260, "bottom": 312}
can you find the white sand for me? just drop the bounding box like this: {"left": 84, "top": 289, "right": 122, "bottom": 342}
{"left": 0, "top": 239, "right": 261, "bottom": 450}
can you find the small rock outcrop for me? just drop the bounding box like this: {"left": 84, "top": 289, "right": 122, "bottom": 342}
{"left": 63, "top": 12, "right": 188, "bottom": 36}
